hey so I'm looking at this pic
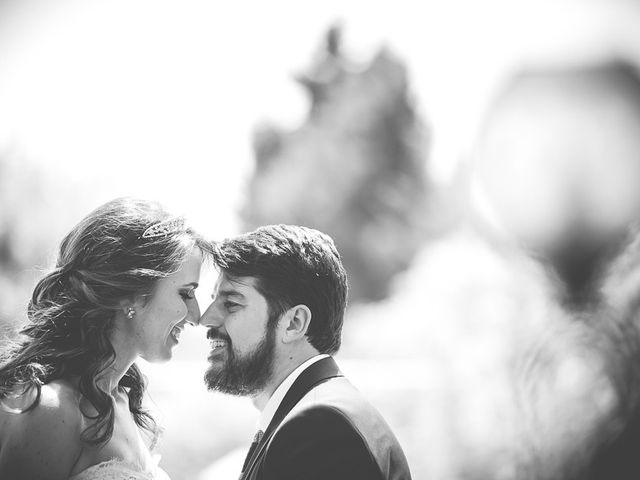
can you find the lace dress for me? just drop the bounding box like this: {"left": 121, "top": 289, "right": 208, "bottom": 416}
{"left": 69, "top": 458, "right": 171, "bottom": 480}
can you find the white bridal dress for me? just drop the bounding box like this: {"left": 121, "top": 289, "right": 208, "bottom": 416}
{"left": 69, "top": 458, "right": 171, "bottom": 480}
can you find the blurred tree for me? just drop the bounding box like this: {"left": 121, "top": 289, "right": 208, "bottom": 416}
{"left": 243, "top": 26, "right": 431, "bottom": 302}
{"left": 0, "top": 154, "right": 46, "bottom": 340}
{"left": 471, "top": 61, "right": 640, "bottom": 308}
{"left": 469, "top": 60, "right": 640, "bottom": 480}
{"left": 0, "top": 153, "right": 88, "bottom": 342}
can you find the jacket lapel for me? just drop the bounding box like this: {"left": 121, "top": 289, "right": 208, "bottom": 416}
{"left": 242, "top": 356, "right": 343, "bottom": 479}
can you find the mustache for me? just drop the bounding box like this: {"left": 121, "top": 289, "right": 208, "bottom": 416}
{"left": 207, "top": 328, "right": 231, "bottom": 342}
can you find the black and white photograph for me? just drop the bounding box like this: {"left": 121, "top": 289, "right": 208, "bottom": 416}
{"left": 2, "top": 1, "right": 640, "bottom": 479}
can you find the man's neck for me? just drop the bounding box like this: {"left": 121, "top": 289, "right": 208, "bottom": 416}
{"left": 252, "top": 350, "right": 320, "bottom": 412}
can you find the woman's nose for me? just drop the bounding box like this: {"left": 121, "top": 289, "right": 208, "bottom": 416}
{"left": 199, "top": 302, "right": 223, "bottom": 328}
{"left": 186, "top": 298, "right": 201, "bottom": 326}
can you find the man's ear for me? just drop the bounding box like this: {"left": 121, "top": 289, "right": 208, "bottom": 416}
{"left": 280, "top": 305, "right": 312, "bottom": 344}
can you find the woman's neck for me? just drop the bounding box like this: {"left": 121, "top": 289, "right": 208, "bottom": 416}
{"left": 99, "top": 328, "right": 138, "bottom": 395}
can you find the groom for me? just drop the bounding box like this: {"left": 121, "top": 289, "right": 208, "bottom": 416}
{"left": 200, "top": 225, "right": 412, "bottom": 480}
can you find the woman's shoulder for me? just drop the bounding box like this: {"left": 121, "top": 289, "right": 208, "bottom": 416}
{"left": 42, "top": 377, "right": 83, "bottom": 405}
{"left": 0, "top": 379, "right": 84, "bottom": 479}
{"left": 25, "top": 380, "right": 83, "bottom": 439}
{"left": 1, "top": 378, "right": 81, "bottom": 418}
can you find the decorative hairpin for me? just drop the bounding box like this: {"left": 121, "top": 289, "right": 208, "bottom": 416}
{"left": 142, "top": 217, "right": 185, "bottom": 239}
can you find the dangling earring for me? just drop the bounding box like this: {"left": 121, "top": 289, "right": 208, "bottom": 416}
{"left": 127, "top": 307, "right": 135, "bottom": 319}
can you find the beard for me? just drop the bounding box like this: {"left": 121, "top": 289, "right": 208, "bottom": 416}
{"left": 204, "top": 321, "right": 276, "bottom": 397}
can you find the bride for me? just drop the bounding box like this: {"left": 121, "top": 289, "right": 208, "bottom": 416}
{"left": 0, "top": 197, "right": 208, "bottom": 480}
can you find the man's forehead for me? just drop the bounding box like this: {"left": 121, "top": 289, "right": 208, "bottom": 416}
{"left": 214, "top": 273, "right": 259, "bottom": 294}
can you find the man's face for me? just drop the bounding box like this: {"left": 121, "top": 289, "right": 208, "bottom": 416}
{"left": 199, "top": 273, "right": 277, "bottom": 396}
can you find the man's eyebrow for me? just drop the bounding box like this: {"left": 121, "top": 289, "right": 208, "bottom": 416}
{"left": 183, "top": 282, "right": 199, "bottom": 288}
{"left": 213, "top": 289, "right": 245, "bottom": 300}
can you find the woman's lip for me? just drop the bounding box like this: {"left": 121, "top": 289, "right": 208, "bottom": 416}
{"left": 169, "top": 324, "right": 183, "bottom": 343}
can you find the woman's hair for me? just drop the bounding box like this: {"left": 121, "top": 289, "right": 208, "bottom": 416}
{"left": 0, "top": 197, "right": 209, "bottom": 446}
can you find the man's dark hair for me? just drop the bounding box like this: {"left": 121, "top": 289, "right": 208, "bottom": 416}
{"left": 211, "top": 225, "right": 348, "bottom": 354}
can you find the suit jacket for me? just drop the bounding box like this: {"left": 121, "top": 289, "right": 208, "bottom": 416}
{"left": 240, "top": 356, "right": 412, "bottom": 480}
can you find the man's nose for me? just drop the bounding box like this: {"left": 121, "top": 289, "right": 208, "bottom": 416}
{"left": 199, "top": 302, "right": 223, "bottom": 327}
{"left": 185, "top": 298, "right": 201, "bottom": 326}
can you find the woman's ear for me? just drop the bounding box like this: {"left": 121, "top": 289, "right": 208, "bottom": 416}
{"left": 119, "top": 300, "right": 137, "bottom": 320}
{"left": 281, "top": 305, "right": 312, "bottom": 344}
{"left": 119, "top": 296, "right": 146, "bottom": 319}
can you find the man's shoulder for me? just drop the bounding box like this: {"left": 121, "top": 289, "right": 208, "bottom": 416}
{"left": 280, "top": 402, "right": 361, "bottom": 438}
{"left": 276, "top": 374, "right": 393, "bottom": 440}
{"left": 297, "top": 375, "right": 383, "bottom": 423}
{"left": 260, "top": 404, "right": 385, "bottom": 480}
{"left": 268, "top": 375, "right": 378, "bottom": 454}
{"left": 276, "top": 375, "right": 412, "bottom": 479}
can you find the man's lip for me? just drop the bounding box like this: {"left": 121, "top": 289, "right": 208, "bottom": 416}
{"left": 208, "top": 347, "right": 226, "bottom": 361}
{"left": 208, "top": 331, "right": 231, "bottom": 342}
{"left": 207, "top": 329, "right": 230, "bottom": 342}
{"left": 208, "top": 339, "right": 228, "bottom": 358}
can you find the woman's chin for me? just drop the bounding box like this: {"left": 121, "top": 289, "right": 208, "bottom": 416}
{"left": 141, "top": 349, "right": 173, "bottom": 364}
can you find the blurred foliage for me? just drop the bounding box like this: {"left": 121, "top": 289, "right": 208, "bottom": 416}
{"left": 0, "top": 154, "right": 51, "bottom": 340}
{"left": 243, "top": 26, "right": 432, "bottom": 303}
{"left": 0, "top": 152, "right": 98, "bottom": 342}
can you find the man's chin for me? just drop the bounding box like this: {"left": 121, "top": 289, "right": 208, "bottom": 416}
{"left": 205, "top": 376, "right": 252, "bottom": 396}
{"left": 204, "top": 366, "right": 267, "bottom": 396}
{"left": 205, "top": 366, "right": 237, "bottom": 394}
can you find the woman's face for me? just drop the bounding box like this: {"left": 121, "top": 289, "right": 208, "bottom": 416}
{"left": 134, "top": 247, "right": 203, "bottom": 362}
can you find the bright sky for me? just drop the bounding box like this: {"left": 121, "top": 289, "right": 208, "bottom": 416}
{"left": 1, "top": 0, "right": 639, "bottom": 241}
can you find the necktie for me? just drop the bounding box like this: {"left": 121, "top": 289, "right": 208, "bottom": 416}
{"left": 241, "top": 429, "right": 264, "bottom": 475}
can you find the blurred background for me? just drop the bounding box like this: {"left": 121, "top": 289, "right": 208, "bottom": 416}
{"left": 4, "top": 0, "right": 640, "bottom": 478}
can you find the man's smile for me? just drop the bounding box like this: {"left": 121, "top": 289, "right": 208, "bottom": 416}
{"left": 209, "top": 339, "right": 227, "bottom": 351}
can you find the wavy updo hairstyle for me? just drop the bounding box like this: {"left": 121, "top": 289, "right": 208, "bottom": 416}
{"left": 0, "top": 197, "right": 208, "bottom": 445}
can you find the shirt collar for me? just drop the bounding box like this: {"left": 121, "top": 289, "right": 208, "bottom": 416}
{"left": 257, "top": 354, "right": 330, "bottom": 431}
